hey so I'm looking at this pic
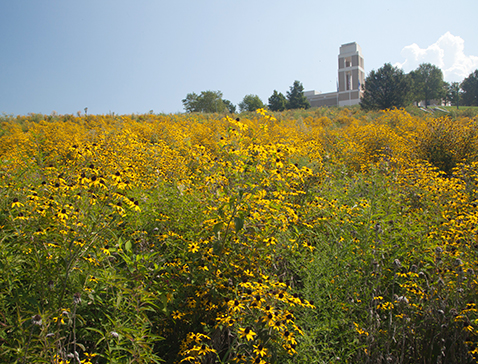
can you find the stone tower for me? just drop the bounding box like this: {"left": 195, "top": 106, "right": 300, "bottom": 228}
{"left": 337, "top": 42, "right": 365, "bottom": 106}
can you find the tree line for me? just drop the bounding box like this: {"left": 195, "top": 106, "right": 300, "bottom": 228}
{"left": 181, "top": 66, "right": 478, "bottom": 113}
{"left": 181, "top": 80, "right": 310, "bottom": 114}
{"left": 360, "top": 63, "right": 478, "bottom": 110}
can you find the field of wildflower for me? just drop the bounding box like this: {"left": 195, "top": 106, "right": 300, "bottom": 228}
{"left": 1, "top": 106, "right": 478, "bottom": 364}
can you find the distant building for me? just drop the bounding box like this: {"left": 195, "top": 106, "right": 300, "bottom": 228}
{"left": 416, "top": 99, "right": 443, "bottom": 107}
{"left": 305, "top": 42, "right": 365, "bottom": 107}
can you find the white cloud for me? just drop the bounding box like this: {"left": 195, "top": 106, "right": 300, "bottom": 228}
{"left": 395, "top": 32, "right": 478, "bottom": 82}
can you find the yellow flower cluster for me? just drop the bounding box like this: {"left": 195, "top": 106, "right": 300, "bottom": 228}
{"left": 2, "top": 107, "right": 478, "bottom": 363}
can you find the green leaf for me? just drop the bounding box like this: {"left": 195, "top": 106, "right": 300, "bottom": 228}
{"left": 124, "top": 240, "right": 132, "bottom": 252}
{"left": 213, "top": 240, "right": 222, "bottom": 255}
{"left": 76, "top": 343, "right": 86, "bottom": 351}
{"left": 229, "top": 196, "right": 236, "bottom": 210}
{"left": 213, "top": 222, "right": 223, "bottom": 236}
{"left": 234, "top": 216, "right": 244, "bottom": 233}
{"left": 116, "top": 294, "right": 122, "bottom": 308}
{"left": 86, "top": 327, "right": 104, "bottom": 335}
{"left": 159, "top": 293, "right": 168, "bottom": 313}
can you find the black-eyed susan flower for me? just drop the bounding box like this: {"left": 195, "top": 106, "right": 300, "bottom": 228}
{"left": 252, "top": 357, "right": 267, "bottom": 364}
{"left": 282, "top": 330, "right": 297, "bottom": 344}
{"left": 229, "top": 299, "right": 245, "bottom": 313}
{"left": 57, "top": 208, "right": 68, "bottom": 220}
{"left": 188, "top": 242, "right": 199, "bottom": 253}
{"left": 253, "top": 344, "right": 267, "bottom": 357}
{"left": 238, "top": 327, "right": 256, "bottom": 341}
{"left": 11, "top": 198, "right": 23, "bottom": 208}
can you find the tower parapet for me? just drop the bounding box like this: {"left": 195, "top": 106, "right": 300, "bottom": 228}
{"left": 305, "top": 42, "right": 364, "bottom": 108}
{"left": 337, "top": 42, "right": 365, "bottom": 106}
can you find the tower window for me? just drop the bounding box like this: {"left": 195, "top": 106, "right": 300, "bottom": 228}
{"left": 346, "top": 72, "right": 352, "bottom": 91}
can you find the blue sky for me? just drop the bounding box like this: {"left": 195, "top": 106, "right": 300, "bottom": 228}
{"left": 1, "top": 0, "right": 477, "bottom": 115}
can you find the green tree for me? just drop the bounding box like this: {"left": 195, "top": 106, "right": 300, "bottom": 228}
{"left": 409, "top": 63, "right": 445, "bottom": 108}
{"left": 443, "top": 81, "right": 451, "bottom": 106}
{"left": 238, "top": 94, "right": 265, "bottom": 112}
{"left": 182, "top": 90, "right": 228, "bottom": 113}
{"left": 268, "top": 90, "right": 287, "bottom": 111}
{"left": 446, "top": 81, "right": 462, "bottom": 109}
{"left": 223, "top": 99, "right": 237, "bottom": 113}
{"left": 182, "top": 92, "right": 200, "bottom": 113}
{"left": 360, "top": 63, "right": 411, "bottom": 110}
{"left": 461, "top": 70, "right": 478, "bottom": 106}
{"left": 286, "top": 81, "right": 310, "bottom": 110}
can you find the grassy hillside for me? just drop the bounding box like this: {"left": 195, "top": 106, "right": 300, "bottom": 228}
{"left": 1, "top": 107, "right": 478, "bottom": 363}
